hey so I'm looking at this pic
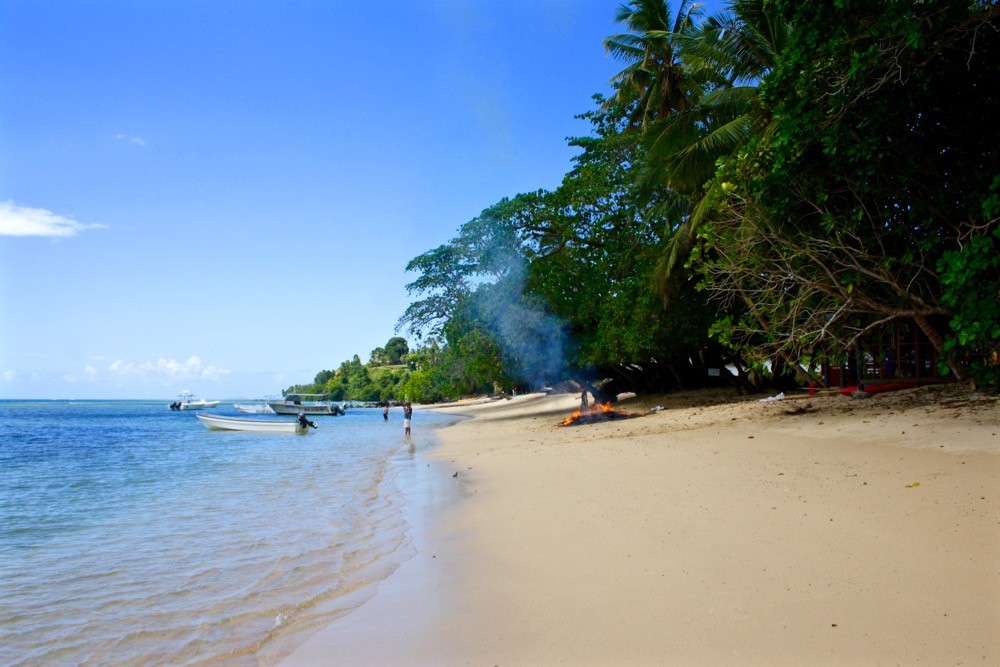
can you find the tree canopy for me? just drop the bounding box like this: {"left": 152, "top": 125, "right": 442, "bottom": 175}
{"left": 296, "top": 0, "right": 998, "bottom": 402}
{"left": 396, "top": 0, "right": 998, "bottom": 396}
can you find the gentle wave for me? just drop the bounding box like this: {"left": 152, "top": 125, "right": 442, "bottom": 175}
{"left": 0, "top": 400, "right": 453, "bottom": 665}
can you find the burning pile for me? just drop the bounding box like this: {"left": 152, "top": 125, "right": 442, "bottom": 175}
{"left": 559, "top": 402, "right": 634, "bottom": 426}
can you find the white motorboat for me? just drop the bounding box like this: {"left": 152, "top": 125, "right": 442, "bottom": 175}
{"left": 268, "top": 393, "right": 345, "bottom": 416}
{"left": 195, "top": 413, "right": 316, "bottom": 434}
{"left": 233, "top": 399, "right": 275, "bottom": 414}
{"left": 170, "top": 392, "right": 221, "bottom": 411}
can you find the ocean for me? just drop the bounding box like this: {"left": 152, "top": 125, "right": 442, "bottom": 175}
{"left": 0, "top": 400, "right": 457, "bottom": 665}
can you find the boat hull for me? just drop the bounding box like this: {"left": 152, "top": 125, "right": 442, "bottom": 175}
{"left": 268, "top": 402, "right": 343, "bottom": 415}
{"left": 196, "top": 414, "right": 311, "bottom": 434}
{"left": 170, "top": 393, "right": 221, "bottom": 411}
{"left": 180, "top": 401, "right": 220, "bottom": 410}
{"left": 233, "top": 402, "right": 274, "bottom": 414}
{"left": 838, "top": 382, "right": 918, "bottom": 396}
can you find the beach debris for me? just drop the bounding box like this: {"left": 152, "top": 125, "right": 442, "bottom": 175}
{"left": 453, "top": 471, "right": 459, "bottom": 478}
{"left": 274, "top": 613, "right": 287, "bottom": 627}
{"left": 649, "top": 405, "right": 665, "bottom": 413}
{"left": 759, "top": 392, "right": 785, "bottom": 402}
{"left": 782, "top": 402, "right": 816, "bottom": 415}
{"left": 905, "top": 481, "right": 921, "bottom": 488}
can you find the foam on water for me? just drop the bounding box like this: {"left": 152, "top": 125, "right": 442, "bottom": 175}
{"left": 0, "top": 400, "right": 456, "bottom": 665}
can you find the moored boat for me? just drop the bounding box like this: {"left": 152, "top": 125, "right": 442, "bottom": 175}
{"left": 195, "top": 413, "right": 315, "bottom": 434}
{"left": 170, "top": 392, "right": 221, "bottom": 411}
{"left": 838, "top": 381, "right": 919, "bottom": 395}
{"left": 268, "top": 394, "right": 345, "bottom": 416}
{"left": 233, "top": 399, "right": 275, "bottom": 414}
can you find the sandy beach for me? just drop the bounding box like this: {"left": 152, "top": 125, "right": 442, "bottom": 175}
{"left": 281, "top": 385, "right": 999, "bottom": 665}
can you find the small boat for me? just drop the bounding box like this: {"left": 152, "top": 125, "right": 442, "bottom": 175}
{"left": 195, "top": 413, "right": 316, "bottom": 434}
{"left": 839, "top": 382, "right": 919, "bottom": 396}
{"left": 268, "top": 393, "right": 345, "bottom": 416}
{"left": 233, "top": 399, "right": 275, "bottom": 414}
{"left": 170, "top": 392, "right": 221, "bottom": 411}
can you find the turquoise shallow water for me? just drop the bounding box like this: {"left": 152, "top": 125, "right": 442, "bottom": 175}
{"left": 0, "top": 400, "right": 455, "bottom": 665}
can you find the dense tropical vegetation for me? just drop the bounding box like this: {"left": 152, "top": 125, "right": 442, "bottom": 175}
{"left": 299, "top": 0, "right": 999, "bottom": 403}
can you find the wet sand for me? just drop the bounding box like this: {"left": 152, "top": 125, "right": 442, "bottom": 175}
{"left": 280, "top": 386, "right": 1000, "bottom": 665}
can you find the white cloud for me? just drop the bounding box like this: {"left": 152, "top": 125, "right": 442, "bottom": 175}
{"left": 109, "top": 356, "right": 230, "bottom": 381}
{"left": 0, "top": 201, "right": 107, "bottom": 237}
{"left": 115, "top": 134, "right": 146, "bottom": 147}
{"left": 156, "top": 357, "right": 202, "bottom": 377}
{"left": 109, "top": 359, "right": 138, "bottom": 375}
{"left": 201, "top": 364, "right": 231, "bottom": 381}
{"left": 2, "top": 370, "right": 15, "bottom": 382}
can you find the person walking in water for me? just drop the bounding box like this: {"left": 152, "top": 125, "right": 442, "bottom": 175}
{"left": 403, "top": 401, "right": 413, "bottom": 435}
{"left": 383, "top": 404, "right": 389, "bottom": 421}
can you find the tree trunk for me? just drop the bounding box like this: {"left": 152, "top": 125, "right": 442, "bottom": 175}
{"left": 912, "top": 314, "right": 964, "bottom": 380}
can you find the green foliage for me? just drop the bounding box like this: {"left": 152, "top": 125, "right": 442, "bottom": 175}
{"left": 633, "top": 0, "right": 790, "bottom": 299}
{"left": 399, "top": 367, "right": 448, "bottom": 404}
{"left": 368, "top": 347, "right": 388, "bottom": 365}
{"left": 293, "top": 0, "right": 999, "bottom": 397}
{"left": 938, "top": 223, "right": 1000, "bottom": 384}
{"left": 396, "top": 93, "right": 733, "bottom": 393}
{"left": 369, "top": 336, "right": 410, "bottom": 367}
{"left": 527, "top": 99, "right": 724, "bottom": 374}
{"left": 384, "top": 337, "right": 409, "bottom": 365}
{"left": 692, "top": 0, "right": 1000, "bottom": 383}
{"left": 398, "top": 190, "right": 566, "bottom": 390}
{"left": 603, "top": 0, "right": 704, "bottom": 128}
{"left": 291, "top": 338, "right": 416, "bottom": 403}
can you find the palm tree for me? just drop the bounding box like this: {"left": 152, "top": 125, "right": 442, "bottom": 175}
{"left": 659, "top": 1, "right": 789, "bottom": 298}
{"left": 606, "top": 0, "right": 790, "bottom": 299}
{"left": 603, "top": 0, "right": 704, "bottom": 129}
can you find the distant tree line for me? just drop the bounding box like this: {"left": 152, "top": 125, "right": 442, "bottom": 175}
{"left": 286, "top": 334, "right": 517, "bottom": 404}
{"left": 285, "top": 337, "right": 413, "bottom": 403}
{"left": 298, "top": 0, "right": 999, "bottom": 403}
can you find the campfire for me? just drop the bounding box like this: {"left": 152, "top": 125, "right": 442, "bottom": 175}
{"left": 559, "top": 402, "right": 634, "bottom": 426}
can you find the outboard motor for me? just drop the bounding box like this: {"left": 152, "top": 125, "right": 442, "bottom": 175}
{"left": 297, "top": 413, "right": 317, "bottom": 429}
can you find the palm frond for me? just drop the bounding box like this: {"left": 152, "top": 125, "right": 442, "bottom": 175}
{"left": 651, "top": 179, "right": 724, "bottom": 301}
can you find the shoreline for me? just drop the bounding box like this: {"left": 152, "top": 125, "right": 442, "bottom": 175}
{"left": 280, "top": 386, "right": 999, "bottom": 665}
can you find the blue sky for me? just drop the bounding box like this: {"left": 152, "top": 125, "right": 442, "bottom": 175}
{"left": 1, "top": 1, "right": 723, "bottom": 400}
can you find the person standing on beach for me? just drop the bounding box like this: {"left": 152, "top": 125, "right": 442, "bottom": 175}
{"left": 403, "top": 401, "right": 412, "bottom": 435}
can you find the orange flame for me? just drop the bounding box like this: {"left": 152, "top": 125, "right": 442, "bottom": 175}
{"left": 559, "top": 402, "right": 616, "bottom": 426}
